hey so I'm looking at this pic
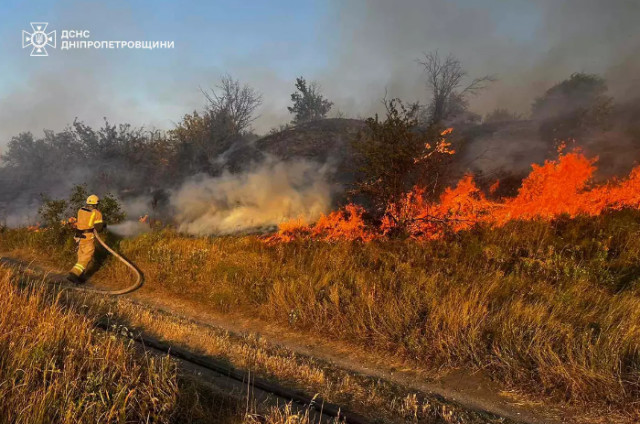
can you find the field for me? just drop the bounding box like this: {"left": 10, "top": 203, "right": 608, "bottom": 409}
{"left": 2, "top": 209, "right": 640, "bottom": 421}
{"left": 0, "top": 264, "right": 354, "bottom": 424}
{"left": 0, "top": 265, "right": 181, "bottom": 423}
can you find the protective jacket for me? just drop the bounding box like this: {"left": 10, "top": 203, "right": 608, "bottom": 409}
{"left": 69, "top": 207, "right": 104, "bottom": 278}
{"left": 75, "top": 207, "right": 104, "bottom": 239}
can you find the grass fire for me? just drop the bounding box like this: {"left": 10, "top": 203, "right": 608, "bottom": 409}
{"left": 2, "top": 2, "right": 640, "bottom": 423}
{"left": 267, "top": 143, "right": 640, "bottom": 243}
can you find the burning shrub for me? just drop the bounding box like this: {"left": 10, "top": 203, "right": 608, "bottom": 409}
{"left": 381, "top": 176, "right": 492, "bottom": 239}
{"left": 351, "top": 99, "right": 455, "bottom": 216}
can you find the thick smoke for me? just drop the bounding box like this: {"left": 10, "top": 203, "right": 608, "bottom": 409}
{"left": 170, "top": 160, "right": 333, "bottom": 236}
{"left": 2, "top": 1, "right": 640, "bottom": 141}
{"left": 323, "top": 0, "right": 640, "bottom": 120}
{"left": 1, "top": 1, "right": 639, "bottom": 234}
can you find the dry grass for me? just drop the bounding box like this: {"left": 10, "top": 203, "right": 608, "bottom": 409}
{"left": 72, "top": 293, "right": 500, "bottom": 423}
{"left": 245, "top": 403, "right": 343, "bottom": 424}
{"left": 3, "top": 210, "right": 640, "bottom": 419}
{"left": 0, "top": 264, "right": 357, "bottom": 424}
{"left": 0, "top": 266, "right": 178, "bottom": 423}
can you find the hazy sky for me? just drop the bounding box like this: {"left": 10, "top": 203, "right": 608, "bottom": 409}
{"left": 1, "top": 0, "right": 638, "bottom": 145}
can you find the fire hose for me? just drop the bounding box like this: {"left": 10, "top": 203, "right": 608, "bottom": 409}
{"left": 73, "top": 229, "right": 143, "bottom": 295}
{"left": 1, "top": 241, "right": 370, "bottom": 423}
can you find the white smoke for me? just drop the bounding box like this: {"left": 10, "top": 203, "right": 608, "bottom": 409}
{"left": 108, "top": 221, "right": 151, "bottom": 237}
{"left": 170, "top": 159, "right": 333, "bottom": 236}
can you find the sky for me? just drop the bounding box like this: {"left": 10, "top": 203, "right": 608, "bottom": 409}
{"left": 0, "top": 0, "right": 639, "bottom": 145}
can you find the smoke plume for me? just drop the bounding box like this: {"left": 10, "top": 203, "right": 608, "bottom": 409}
{"left": 170, "top": 159, "right": 333, "bottom": 236}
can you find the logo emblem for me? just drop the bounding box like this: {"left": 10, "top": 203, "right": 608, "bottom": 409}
{"left": 22, "top": 22, "right": 56, "bottom": 56}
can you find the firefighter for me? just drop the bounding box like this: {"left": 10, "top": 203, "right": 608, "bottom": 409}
{"left": 67, "top": 194, "right": 106, "bottom": 284}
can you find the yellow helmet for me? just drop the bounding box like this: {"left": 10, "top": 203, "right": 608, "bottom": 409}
{"left": 86, "top": 194, "right": 100, "bottom": 205}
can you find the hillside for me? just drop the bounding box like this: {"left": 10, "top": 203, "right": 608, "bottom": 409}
{"left": 225, "top": 118, "right": 366, "bottom": 177}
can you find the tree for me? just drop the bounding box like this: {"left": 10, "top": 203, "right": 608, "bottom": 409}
{"left": 532, "top": 72, "right": 613, "bottom": 143}
{"left": 201, "top": 74, "right": 262, "bottom": 136}
{"left": 288, "top": 77, "right": 333, "bottom": 124}
{"left": 351, "top": 99, "right": 454, "bottom": 216}
{"left": 0, "top": 120, "right": 174, "bottom": 222}
{"left": 418, "top": 51, "right": 494, "bottom": 125}
{"left": 171, "top": 75, "right": 262, "bottom": 175}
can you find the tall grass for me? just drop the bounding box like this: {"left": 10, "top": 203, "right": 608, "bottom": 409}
{"left": 0, "top": 264, "right": 340, "bottom": 424}
{"left": 3, "top": 210, "right": 640, "bottom": 413}
{"left": 0, "top": 266, "right": 178, "bottom": 423}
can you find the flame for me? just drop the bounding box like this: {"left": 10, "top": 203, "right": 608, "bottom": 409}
{"left": 381, "top": 175, "right": 492, "bottom": 239}
{"left": 489, "top": 180, "right": 500, "bottom": 195}
{"left": 415, "top": 127, "right": 456, "bottom": 164}
{"left": 263, "top": 217, "right": 309, "bottom": 243}
{"left": 311, "top": 204, "right": 375, "bottom": 242}
{"left": 265, "top": 205, "right": 375, "bottom": 243}
{"left": 265, "top": 146, "right": 640, "bottom": 243}
{"left": 26, "top": 223, "right": 42, "bottom": 233}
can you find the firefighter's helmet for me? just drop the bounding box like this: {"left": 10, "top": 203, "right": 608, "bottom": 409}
{"left": 86, "top": 194, "right": 99, "bottom": 205}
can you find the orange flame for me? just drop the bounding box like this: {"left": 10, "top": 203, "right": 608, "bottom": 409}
{"left": 265, "top": 205, "right": 375, "bottom": 243}
{"left": 265, "top": 146, "right": 640, "bottom": 243}
{"left": 415, "top": 127, "right": 456, "bottom": 164}
{"left": 489, "top": 180, "right": 500, "bottom": 195}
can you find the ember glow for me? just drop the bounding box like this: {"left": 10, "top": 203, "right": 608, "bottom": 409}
{"left": 266, "top": 146, "right": 640, "bottom": 243}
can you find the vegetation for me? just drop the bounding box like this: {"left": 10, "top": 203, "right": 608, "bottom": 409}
{"left": 39, "top": 184, "right": 125, "bottom": 228}
{"left": 351, "top": 99, "right": 454, "bottom": 215}
{"left": 2, "top": 53, "right": 640, "bottom": 423}
{"left": 3, "top": 210, "right": 640, "bottom": 419}
{"left": 418, "top": 51, "right": 493, "bottom": 125}
{"left": 80, "top": 289, "right": 502, "bottom": 424}
{"left": 0, "top": 264, "right": 356, "bottom": 423}
{"left": 201, "top": 74, "right": 263, "bottom": 136}
{"left": 288, "top": 77, "right": 333, "bottom": 124}
{"left": 532, "top": 72, "right": 613, "bottom": 143}
{"left": 0, "top": 75, "right": 263, "bottom": 212}
{"left": 483, "top": 108, "right": 521, "bottom": 123}
{"left": 172, "top": 75, "right": 262, "bottom": 175}
{"left": 0, "top": 266, "right": 178, "bottom": 423}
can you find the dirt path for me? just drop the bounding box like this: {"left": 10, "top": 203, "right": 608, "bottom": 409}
{"left": 1, "top": 252, "right": 580, "bottom": 423}
{"left": 127, "top": 289, "right": 566, "bottom": 424}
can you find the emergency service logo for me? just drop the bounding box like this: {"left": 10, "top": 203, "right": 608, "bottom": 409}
{"left": 22, "top": 22, "right": 57, "bottom": 56}
{"left": 21, "top": 22, "right": 173, "bottom": 56}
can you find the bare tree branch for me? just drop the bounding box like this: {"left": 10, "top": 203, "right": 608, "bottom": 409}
{"left": 201, "top": 74, "right": 263, "bottom": 135}
{"left": 418, "top": 51, "right": 494, "bottom": 124}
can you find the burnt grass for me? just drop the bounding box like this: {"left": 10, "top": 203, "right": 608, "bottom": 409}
{"left": 2, "top": 209, "right": 640, "bottom": 416}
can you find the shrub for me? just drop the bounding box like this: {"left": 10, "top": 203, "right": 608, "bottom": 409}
{"left": 39, "top": 183, "right": 125, "bottom": 228}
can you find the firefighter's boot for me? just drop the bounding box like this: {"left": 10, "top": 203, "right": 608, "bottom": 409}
{"left": 67, "top": 272, "right": 81, "bottom": 284}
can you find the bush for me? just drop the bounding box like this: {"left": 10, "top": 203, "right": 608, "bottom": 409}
{"left": 39, "top": 184, "right": 125, "bottom": 228}
{"left": 351, "top": 99, "right": 453, "bottom": 215}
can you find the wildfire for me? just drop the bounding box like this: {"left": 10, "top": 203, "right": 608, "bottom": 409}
{"left": 265, "top": 147, "right": 640, "bottom": 243}
{"left": 414, "top": 127, "right": 456, "bottom": 164}
{"left": 263, "top": 205, "right": 375, "bottom": 243}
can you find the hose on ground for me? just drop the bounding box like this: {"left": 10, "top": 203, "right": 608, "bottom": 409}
{"left": 73, "top": 229, "right": 143, "bottom": 295}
